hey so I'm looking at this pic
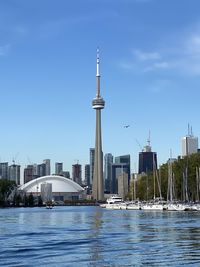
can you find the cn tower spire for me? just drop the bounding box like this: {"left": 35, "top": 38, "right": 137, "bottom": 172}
{"left": 92, "top": 48, "right": 105, "bottom": 201}
{"left": 96, "top": 48, "right": 100, "bottom": 76}
{"left": 96, "top": 48, "right": 100, "bottom": 97}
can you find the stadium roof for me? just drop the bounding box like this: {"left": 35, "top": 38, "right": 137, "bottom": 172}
{"left": 19, "top": 175, "right": 84, "bottom": 193}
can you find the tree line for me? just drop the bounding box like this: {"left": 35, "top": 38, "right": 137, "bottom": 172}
{"left": 129, "top": 153, "right": 200, "bottom": 202}
{"left": 0, "top": 179, "right": 43, "bottom": 207}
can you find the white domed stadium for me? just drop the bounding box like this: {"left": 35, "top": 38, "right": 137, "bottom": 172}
{"left": 19, "top": 175, "right": 84, "bottom": 202}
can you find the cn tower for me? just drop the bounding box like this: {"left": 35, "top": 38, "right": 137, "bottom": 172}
{"left": 92, "top": 49, "right": 105, "bottom": 201}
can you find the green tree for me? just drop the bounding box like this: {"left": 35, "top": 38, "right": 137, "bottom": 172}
{"left": 133, "top": 153, "right": 200, "bottom": 202}
{"left": 24, "top": 193, "right": 29, "bottom": 206}
{"left": 16, "top": 194, "right": 22, "bottom": 207}
{"left": 37, "top": 195, "right": 43, "bottom": 206}
{"left": 0, "top": 179, "right": 16, "bottom": 206}
{"left": 28, "top": 193, "right": 34, "bottom": 206}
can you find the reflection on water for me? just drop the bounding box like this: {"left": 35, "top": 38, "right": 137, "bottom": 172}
{"left": 0, "top": 207, "right": 200, "bottom": 266}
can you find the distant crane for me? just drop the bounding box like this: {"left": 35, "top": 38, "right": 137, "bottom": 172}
{"left": 135, "top": 139, "right": 143, "bottom": 151}
{"left": 12, "top": 152, "right": 19, "bottom": 165}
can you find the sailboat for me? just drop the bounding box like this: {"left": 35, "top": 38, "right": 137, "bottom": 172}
{"left": 126, "top": 176, "right": 141, "bottom": 210}
{"left": 141, "top": 168, "right": 163, "bottom": 211}
{"left": 165, "top": 154, "right": 185, "bottom": 211}
{"left": 141, "top": 143, "right": 163, "bottom": 211}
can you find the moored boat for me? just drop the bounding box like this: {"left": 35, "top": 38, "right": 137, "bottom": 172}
{"left": 126, "top": 201, "right": 141, "bottom": 210}
{"left": 164, "top": 202, "right": 186, "bottom": 211}
{"left": 102, "top": 195, "right": 124, "bottom": 209}
{"left": 141, "top": 203, "right": 163, "bottom": 211}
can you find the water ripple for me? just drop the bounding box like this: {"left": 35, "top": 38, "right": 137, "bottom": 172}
{"left": 0, "top": 207, "right": 200, "bottom": 266}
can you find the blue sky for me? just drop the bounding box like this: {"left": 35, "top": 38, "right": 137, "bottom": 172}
{"left": 0, "top": 0, "right": 200, "bottom": 178}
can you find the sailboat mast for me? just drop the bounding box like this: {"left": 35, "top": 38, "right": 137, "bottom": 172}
{"left": 196, "top": 167, "right": 199, "bottom": 202}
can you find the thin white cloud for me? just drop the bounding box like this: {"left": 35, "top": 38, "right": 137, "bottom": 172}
{"left": 132, "top": 49, "right": 161, "bottom": 61}
{"left": 153, "top": 61, "right": 170, "bottom": 69}
{"left": 120, "top": 24, "right": 200, "bottom": 76}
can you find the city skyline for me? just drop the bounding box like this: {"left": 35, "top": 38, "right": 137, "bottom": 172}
{"left": 0, "top": 0, "right": 200, "bottom": 174}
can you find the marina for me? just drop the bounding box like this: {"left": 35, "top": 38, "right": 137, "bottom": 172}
{"left": 101, "top": 195, "right": 200, "bottom": 211}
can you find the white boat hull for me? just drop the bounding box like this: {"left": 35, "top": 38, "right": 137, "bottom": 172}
{"left": 126, "top": 204, "right": 140, "bottom": 210}
{"left": 165, "top": 203, "right": 186, "bottom": 211}
{"left": 141, "top": 204, "right": 163, "bottom": 210}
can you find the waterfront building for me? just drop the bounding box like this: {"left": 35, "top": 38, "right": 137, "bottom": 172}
{"left": 118, "top": 172, "right": 128, "bottom": 200}
{"left": 115, "top": 155, "right": 131, "bottom": 185}
{"left": 104, "top": 153, "right": 113, "bottom": 193}
{"left": 0, "top": 162, "right": 8, "bottom": 179}
{"left": 72, "top": 163, "right": 82, "bottom": 185}
{"left": 111, "top": 164, "right": 130, "bottom": 194}
{"left": 9, "top": 164, "right": 20, "bottom": 185}
{"left": 92, "top": 49, "right": 105, "bottom": 201}
{"left": 55, "top": 162, "right": 63, "bottom": 175}
{"left": 90, "top": 148, "right": 95, "bottom": 186}
{"left": 138, "top": 142, "right": 157, "bottom": 174}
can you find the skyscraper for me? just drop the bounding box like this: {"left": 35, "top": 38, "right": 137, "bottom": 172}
{"left": 9, "top": 164, "right": 20, "bottom": 185}
{"left": 85, "top": 164, "right": 90, "bottom": 188}
{"left": 0, "top": 162, "right": 8, "bottom": 179}
{"left": 104, "top": 153, "right": 113, "bottom": 193}
{"left": 118, "top": 172, "right": 128, "bottom": 200}
{"left": 43, "top": 159, "right": 51, "bottom": 175}
{"left": 55, "top": 162, "right": 63, "bottom": 175}
{"left": 138, "top": 142, "right": 157, "bottom": 174}
{"left": 111, "top": 164, "right": 130, "bottom": 194}
{"left": 182, "top": 133, "right": 198, "bottom": 157}
{"left": 115, "top": 154, "right": 131, "bottom": 182}
{"left": 72, "top": 163, "right": 82, "bottom": 185}
{"left": 24, "top": 165, "right": 35, "bottom": 184}
{"left": 92, "top": 49, "right": 105, "bottom": 201}
{"left": 90, "top": 148, "right": 95, "bottom": 186}
{"left": 37, "top": 163, "right": 46, "bottom": 177}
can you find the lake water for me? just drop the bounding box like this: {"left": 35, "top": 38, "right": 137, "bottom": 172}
{"left": 0, "top": 206, "right": 200, "bottom": 266}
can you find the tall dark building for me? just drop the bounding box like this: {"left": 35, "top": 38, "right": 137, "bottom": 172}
{"left": 138, "top": 143, "right": 157, "bottom": 174}
{"left": 85, "top": 164, "right": 90, "bottom": 192}
{"left": 90, "top": 148, "right": 95, "bottom": 186}
{"left": 72, "top": 164, "right": 82, "bottom": 185}
{"left": 24, "top": 165, "right": 36, "bottom": 184}
{"left": 104, "top": 153, "right": 113, "bottom": 193}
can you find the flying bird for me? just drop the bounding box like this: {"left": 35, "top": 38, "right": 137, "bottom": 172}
{"left": 124, "top": 125, "right": 130, "bottom": 128}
